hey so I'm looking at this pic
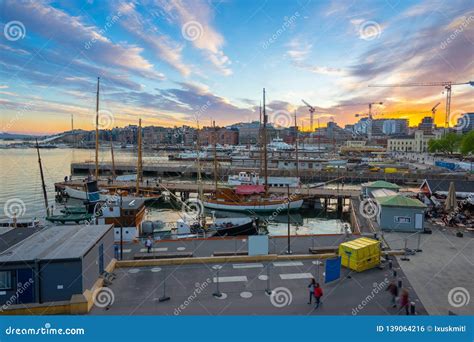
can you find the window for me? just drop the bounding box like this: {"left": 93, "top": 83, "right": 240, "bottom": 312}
{"left": 0, "top": 271, "right": 12, "bottom": 290}
{"left": 394, "top": 216, "right": 411, "bottom": 224}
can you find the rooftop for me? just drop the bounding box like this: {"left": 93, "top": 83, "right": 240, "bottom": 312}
{"left": 0, "top": 225, "right": 112, "bottom": 263}
{"left": 377, "top": 195, "right": 427, "bottom": 208}
{"left": 364, "top": 180, "right": 401, "bottom": 189}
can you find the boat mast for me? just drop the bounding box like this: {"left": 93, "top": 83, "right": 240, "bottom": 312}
{"left": 110, "top": 135, "right": 116, "bottom": 180}
{"left": 259, "top": 102, "right": 263, "bottom": 176}
{"left": 95, "top": 77, "right": 100, "bottom": 180}
{"left": 263, "top": 88, "right": 268, "bottom": 195}
{"left": 294, "top": 110, "right": 299, "bottom": 179}
{"left": 136, "top": 118, "right": 142, "bottom": 194}
{"left": 213, "top": 120, "right": 218, "bottom": 191}
{"left": 195, "top": 121, "right": 203, "bottom": 200}
{"left": 35, "top": 138, "right": 49, "bottom": 216}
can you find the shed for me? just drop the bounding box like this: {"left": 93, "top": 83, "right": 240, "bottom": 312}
{"left": 362, "top": 180, "right": 400, "bottom": 197}
{"left": 419, "top": 179, "right": 474, "bottom": 198}
{"left": 376, "top": 195, "right": 427, "bottom": 232}
{"left": 0, "top": 224, "right": 113, "bottom": 306}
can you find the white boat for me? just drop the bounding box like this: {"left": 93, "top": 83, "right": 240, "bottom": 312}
{"left": 268, "top": 137, "right": 293, "bottom": 151}
{"left": 227, "top": 171, "right": 300, "bottom": 188}
{"left": 177, "top": 151, "right": 208, "bottom": 159}
{"left": 203, "top": 198, "right": 304, "bottom": 212}
{"left": 64, "top": 185, "right": 146, "bottom": 202}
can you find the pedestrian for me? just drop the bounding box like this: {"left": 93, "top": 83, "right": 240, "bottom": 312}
{"left": 314, "top": 282, "right": 323, "bottom": 308}
{"left": 399, "top": 288, "right": 410, "bottom": 315}
{"left": 145, "top": 236, "right": 153, "bottom": 253}
{"left": 386, "top": 281, "right": 398, "bottom": 308}
{"left": 307, "top": 278, "right": 316, "bottom": 304}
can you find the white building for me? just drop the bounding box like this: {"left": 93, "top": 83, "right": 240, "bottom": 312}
{"left": 387, "top": 130, "right": 442, "bottom": 152}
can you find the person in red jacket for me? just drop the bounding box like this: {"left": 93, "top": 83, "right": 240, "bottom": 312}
{"left": 314, "top": 283, "right": 323, "bottom": 308}
{"left": 399, "top": 288, "right": 410, "bottom": 315}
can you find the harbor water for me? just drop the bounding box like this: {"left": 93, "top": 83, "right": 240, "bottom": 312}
{"left": 0, "top": 145, "right": 350, "bottom": 236}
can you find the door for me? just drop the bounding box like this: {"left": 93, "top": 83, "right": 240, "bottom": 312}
{"left": 415, "top": 213, "right": 423, "bottom": 230}
{"left": 98, "top": 243, "right": 104, "bottom": 274}
{"left": 16, "top": 269, "right": 35, "bottom": 304}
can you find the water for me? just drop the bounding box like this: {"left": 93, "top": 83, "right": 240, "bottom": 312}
{"left": 0, "top": 146, "right": 349, "bottom": 235}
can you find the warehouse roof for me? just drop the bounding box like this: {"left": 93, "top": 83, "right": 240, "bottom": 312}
{"left": 0, "top": 228, "right": 41, "bottom": 253}
{"left": 377, "top": 195, "right": 427, "bottom": 208}
{"left": 0, "top": 225, "right": 112, "bottom": 263}
{"left": 363, "top": 180, "right": 401, "bottom": 189}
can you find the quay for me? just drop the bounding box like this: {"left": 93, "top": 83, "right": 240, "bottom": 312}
{"left": 70, "top": 161, "right": 471, "bottom": 184}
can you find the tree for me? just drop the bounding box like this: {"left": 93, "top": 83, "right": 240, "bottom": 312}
{"left": 460, "top": 130, "right": 474, "bottom": 155}
{"left": 428, "top": 133, "right": 462, "bottom": 155}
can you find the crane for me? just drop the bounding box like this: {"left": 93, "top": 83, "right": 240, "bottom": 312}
{"left": 431, "top": 102, "right": 441, "bottom": 121}
{"left": 301, "top": 99, "right": 315, "bottom": 132}
{"left": 350, "top": 102, "right": 383, "bottom": 141}
{"left": 369, "top": 81, "right": 474, "bottom": 134}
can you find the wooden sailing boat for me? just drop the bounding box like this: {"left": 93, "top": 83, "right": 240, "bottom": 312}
{"left": 203, "top": 89, "right": 303, "bottom": 212}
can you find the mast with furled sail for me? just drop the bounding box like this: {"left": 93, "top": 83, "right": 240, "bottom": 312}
{"left": 95, "top": 77, "right": 100, "bottom": 180}
{"left": 263, "top": 88, "right": 268, "bottom": 196}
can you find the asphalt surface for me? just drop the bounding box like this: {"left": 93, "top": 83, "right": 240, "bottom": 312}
{"left": 90, "top": 258, "right": 426, "bottom": 316}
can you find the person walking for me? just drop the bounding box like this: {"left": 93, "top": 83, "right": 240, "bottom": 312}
{"left": 399, "top": 288, "right": 410, "bottom": 315}
{"left": 314, "top": 283, "right": 323, "bottom": 309}
{"left": 386, "top": 281, "right": 399, "bottom": 308}
{"left": 145, "top": 236, "right": 153, "bottom": 253}
{"left": 307, "top": 278, "right": 316, "bottom": 304}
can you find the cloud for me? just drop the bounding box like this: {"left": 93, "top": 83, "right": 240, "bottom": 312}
{"left": 155, "top": 0, "right": 232, "bottom": 75}
{"left": 117, "top": 2, "right": 192, "bottom": 77}
{"left": 2, "top": 0, "right": 165, "bottom": 80}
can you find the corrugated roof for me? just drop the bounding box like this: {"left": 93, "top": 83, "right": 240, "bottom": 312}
{"left": 366, "top": 180, "right": 401, "bottom": 189}
{"left": 0, "top": 225, "right": 112, "bottom": 263}
{"left": 377, "top": 195, "right": 427, "bottom": 208}
{"left": 371, "top": 189, "right": 397, "bottom": 198}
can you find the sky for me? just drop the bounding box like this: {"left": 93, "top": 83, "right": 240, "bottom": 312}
{"left": 0, "top": 0, "right": 473, "bottom": 135}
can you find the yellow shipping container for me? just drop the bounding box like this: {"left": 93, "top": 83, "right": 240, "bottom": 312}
{"left": 339, "top": 238, "right": 380, "bottom": 272}
{"left": 384, "top": 167, "right": 397, "bottom": 173}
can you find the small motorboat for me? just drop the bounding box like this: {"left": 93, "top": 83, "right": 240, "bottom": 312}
{"left": 211, "top": 217, "right": 258, "bottom": 236}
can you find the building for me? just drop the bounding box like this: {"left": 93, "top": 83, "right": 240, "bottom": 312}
{"left": 375, "top": 195, "right": 427, "bottom": 232}
{"left": 418, "top": 117, "right": 435, "bottom": 134}
{"left": 0, "top": 225, "right": 114, "bottom": 306}
{"left": 238, "top": 122, "right": 277, "bottom": 145}
{"left": 199, "top": 127, "right": 239, "bottom": 145}
{"left": 362, "top": 180, "right": 401, "bottom": 197}
{"left": 382, "top": 119, "right": 409, "bottom": 136}
{"left": 387, "top": 130, "right": 442, "bottom": 152}
{"left": 419, "top": 179, "right": 474, "bottom": 198}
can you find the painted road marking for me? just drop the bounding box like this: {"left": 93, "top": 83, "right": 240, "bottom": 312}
{"left": 139, "top": 247, "right": 168, "bottom": 252}
{"left": 121, "top": 249, "right": 131, "bottom": 253}
{"left": 273, "top": 261, "right": 304, "bottom": 267}
{"left": 232, "top": 263, "right": 264, "bottom": 269}
{"left": 279, "top": 273, "right": 313, "bottom": 280}
{"left": 177, "top": 247, "right": 186, "bottom": 251}
{"left": 213, "top": 276, "right": 248, "bottom": 283}
{"left": 240, "top": 291, "right": 253, "bottom": 299}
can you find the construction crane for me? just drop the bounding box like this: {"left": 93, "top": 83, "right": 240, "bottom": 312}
{"left": 431, "top": 102, "right": 441, "bottom": 121}
{"left": 369, "top": 81, "right": 474, "bottom": 134}
{"left": 351, "top": 102, "right": 383, "bottom": 141}
{"left": 301, "top": 99, "right": 315, "bottom": 132}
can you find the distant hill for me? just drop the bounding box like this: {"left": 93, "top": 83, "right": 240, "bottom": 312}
{"left": 0, "top": 132, "right": 41, "bottom": 140}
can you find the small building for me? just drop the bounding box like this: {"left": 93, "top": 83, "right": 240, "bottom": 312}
{"left": 0, "top": 225, "right": 114, "bottom": 306}
{"left": 376, "top": 195, "right": 427, "bottom": 232}
{"left": 420, "top": 179, "right": 474, "bottom": 198}
{"left": 362, "top": 180, "right": 400, "bottom": 197}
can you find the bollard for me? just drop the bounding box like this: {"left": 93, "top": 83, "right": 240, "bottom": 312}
{"left": 388, "top": 260, "right": 393, "bottom": 270}
{"left": 265, "top": 262, "right": 272, "bottom": 295}
{"left": 415, "top": 233, "right": 423, "bottom": 253}
{"left": 393, "top": 270, "right": 397, "bottom": 278}
{"left": 158, "top": 267, "right": 170, "bottom": 302}
{"left": 401, "top": 238, "right": 410, "bottom": 261}
{"left": 212, "top": 265, "right": 223, "bottom": 298}
{"left": 410, "top": 301, "right": 416, "bottom": 315}
{"left": 398, "top": 279, "right": 402, "bottom": 288}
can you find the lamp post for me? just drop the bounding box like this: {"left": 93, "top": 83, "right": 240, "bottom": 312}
{"left": 286, "top": 185, "right": 292, "bottom": 254}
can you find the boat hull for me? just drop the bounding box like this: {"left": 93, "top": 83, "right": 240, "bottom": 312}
{"left": 203, "top": 199, "right": 303, "bottom": 212}
{"left": 213, "top": 218, "right": 258, "bottom": 236}
{"left": 64, "top": 186, "right": 158, "bottom": 202}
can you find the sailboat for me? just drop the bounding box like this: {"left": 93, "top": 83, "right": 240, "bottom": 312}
{"left": 203, "top": 89, "right": 304, "bottom": 212}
